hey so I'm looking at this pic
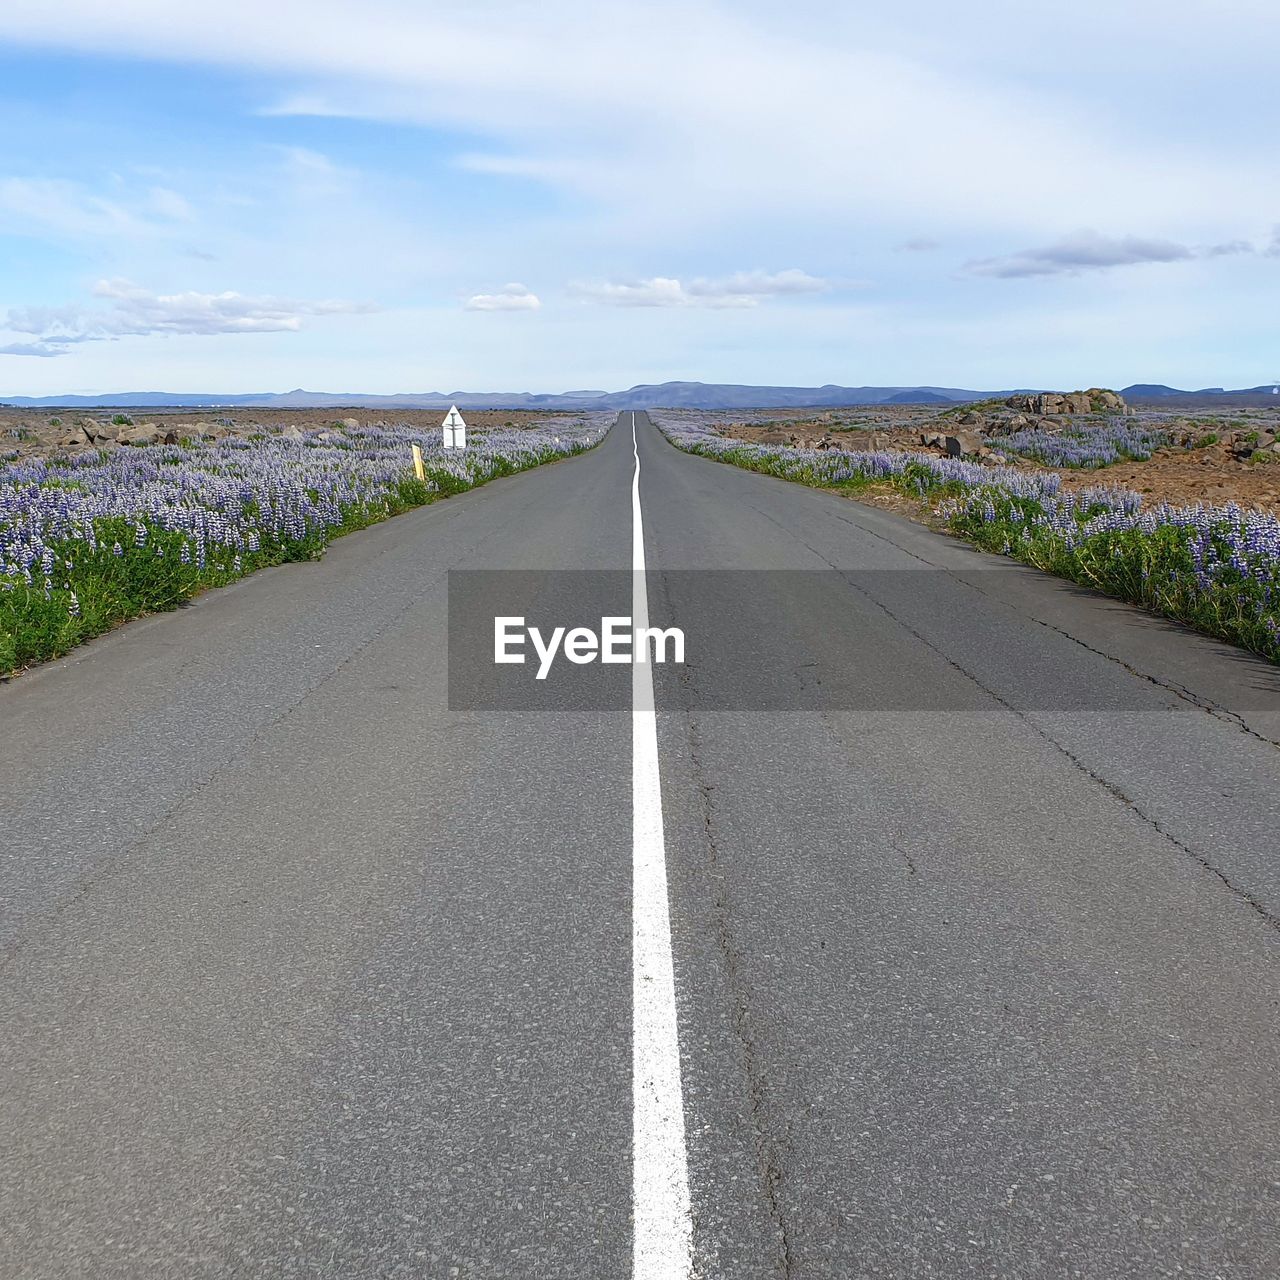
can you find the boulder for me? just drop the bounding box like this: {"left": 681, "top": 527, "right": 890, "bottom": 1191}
{"left": 340, "top": 418, "right": 360, "bottom": 430}
{"left": 1088, "top": 387, "right": 1126, "bottom": 411}
{"left": 944, "top": 431, "right": 984, "bottom": 457}
{"left": 1005, "top": 389, "right": 1126, "bottom": 416}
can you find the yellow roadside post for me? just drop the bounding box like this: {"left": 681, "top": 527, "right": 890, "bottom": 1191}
{"left": 411, "top": 443, "right": 425, "bottom": 481}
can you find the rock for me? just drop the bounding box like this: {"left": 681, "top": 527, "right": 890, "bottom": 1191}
{"left": 1005, "top": 388, "right": 1126, "bottom": 416}
{"left": 340, "top": 418, "right": 360, "bottom": 430}
{"left": 79, "top": 417, "right": 119, "bottom": 443}
{"left": 953, "top": 410, "right": 980, "bottom": 426}
{"left": 120, "top": 424, "right": 159, "bottom": 445}
{"left": 920, "top": 431, "right": 947, "bottom": 448}
{"left": 55, "top": 427, "right": 91, "bottom": 448}
{"left": 944, "top": 431, "right": 984, "bottom": 457}
{"left": 280, "top": 425, "right": 304, "bottom": 440}
{"left": 1088, "top": 387, "right": 1126, "bottom": 411}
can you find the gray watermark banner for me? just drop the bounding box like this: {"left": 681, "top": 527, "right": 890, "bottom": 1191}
{"left": 447, "top": 569, "right": 1249, "bottom": 711}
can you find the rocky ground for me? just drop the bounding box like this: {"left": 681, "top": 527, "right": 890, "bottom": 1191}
{"left": 704, "top": 391, "right": 1280, "bottom": 515}
{"left": 8, "top": 394, "right": 1280, "bottom": 516}
{"left": 0, "top": 407, "right": 579, "bottom": 459}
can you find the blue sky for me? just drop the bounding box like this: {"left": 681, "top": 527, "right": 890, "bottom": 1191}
{"left": 0, "top": 0, "right": 1277, "bottom": 394}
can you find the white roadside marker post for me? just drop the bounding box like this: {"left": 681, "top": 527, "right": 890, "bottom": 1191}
{"left": 411, "top": 443, "right": 426, "bottom": 481}
{"left": 442, "top": 404, "right": 467, "bottom": 449}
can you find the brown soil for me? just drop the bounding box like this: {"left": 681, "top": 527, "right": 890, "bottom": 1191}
{"left": 717, "top": 408, "right": 1280, "bottom": 517}
{"left": 1055, "top": 444, "right": 1280, "bottom": 514}
{"left": 0, "top": 406, "right": 596, "bottom": 462}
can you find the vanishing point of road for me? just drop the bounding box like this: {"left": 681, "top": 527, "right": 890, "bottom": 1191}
{"left": 3, "top": 413, "right": 1278, "bottom": 1277}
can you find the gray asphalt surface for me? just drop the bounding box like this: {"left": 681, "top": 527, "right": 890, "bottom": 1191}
{"left": 2, "top": 412, "right": 1278, "bottom": 1277}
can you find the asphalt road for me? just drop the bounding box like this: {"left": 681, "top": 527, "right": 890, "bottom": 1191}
{"left": 2, "top": 412, "right": 1278, "bottom": 1278}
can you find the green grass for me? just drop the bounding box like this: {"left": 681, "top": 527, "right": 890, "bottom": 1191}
{"left": 1, "top": 459, "right": 571, "bottom": 676}
{"left": 947, "top": 491, "right": 1280, "bottom": 662}
{"left": 665, "top": 433, "right": 1280, "bottom": 664}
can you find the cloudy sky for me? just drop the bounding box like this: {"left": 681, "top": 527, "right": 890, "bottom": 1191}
{"left": 0, "top": 0, "right": 1277, "bottom": 394}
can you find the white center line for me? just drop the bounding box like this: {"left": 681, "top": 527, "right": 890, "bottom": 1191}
{"left": 631, "top": 411, "right": 695, "bottom": 1279}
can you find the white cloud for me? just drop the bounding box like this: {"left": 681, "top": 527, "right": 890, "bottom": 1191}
{"left": 1, "top": 279, "right": 376, "bottom": 355}
{"left": 464, "top": 283, "right": 541, "bottom": 312}
{"left": 146, "top": 186, "right": 193, "bottom": 220}
{"left": 966, "top": 232, "right": 1197, "bottom": 279}
{"left": 0, "top": 340, "right": 85, "bottom": 358}
{"left": 0, "top": 0, "right": 1274, "bottom": 241}
{"left": 0, "top": 2, "right": 1278, "bottom": 388}
{"left": 687, "top": 269, "right": 829, "bottom": 299}
{"left": 574, "top": 270, "right": 832, "bottom": 308}
{"left": 574, "top": 278, "right": 691, "bottom": 308}
{"left": 89, "top": 278, "right": 375, "bottom": 334}
{"left": 964, "top": 230, "right": 1277, "bottom": 279}
{"left": 0, "top": 177, "right": 155, "bottom": 240}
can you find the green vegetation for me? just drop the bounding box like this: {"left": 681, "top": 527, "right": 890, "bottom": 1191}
{"left": 948, "top": 490, "right": 1280, "bottom": 662}
{"left": 658, "top": 422, "right": 1280, "bottom": 664}
{"left": 939, "top": 397, "right": 1005, "bottom": 417}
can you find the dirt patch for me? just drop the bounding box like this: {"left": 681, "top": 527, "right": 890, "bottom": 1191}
{"left": 1055, "top": 443, "right": 1280, "bottom": 514}
{"left": 0, "top": 406, "right": 596, "bottom": 462}
{"left": 709, "top": 407, "right": 1280, "bottom": 517}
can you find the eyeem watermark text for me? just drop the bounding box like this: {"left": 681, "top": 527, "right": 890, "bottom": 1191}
{"left": 495, "top": 616, "right": 686, "bottom": 679}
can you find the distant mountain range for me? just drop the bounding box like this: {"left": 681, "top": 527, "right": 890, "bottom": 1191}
{"left": 3, "top": 380, "right": 1278, "bottom": 411}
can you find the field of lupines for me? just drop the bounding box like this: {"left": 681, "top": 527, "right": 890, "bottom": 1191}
{"left": 0, "top": 417, "right": 608, "bottom": 674}
{"left": 655, "top": 413, "right": 1280, "bottom": 663}
{"left": 993, "top": 420, "right": 1171, "bottom": 469}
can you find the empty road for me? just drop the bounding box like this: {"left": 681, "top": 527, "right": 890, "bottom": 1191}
{"left": 3, "top": 412, "right": 1278, "bottom": 1278}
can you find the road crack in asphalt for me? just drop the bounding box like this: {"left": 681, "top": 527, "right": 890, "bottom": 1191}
{"left": 745, "top": 485, "right": 1280, "bottom": 752}
{"left": 724, "top": 500, "right": 1280, "bottom": 932}
{"left": 1003, "top": 606, "right": 1280, "bottom": 752}
{"left": 740, "top": 493, "right": 942, "bottom": 570}
{"left": 652, "top": 562, "right": 795, "bottom": 1276}
{"left": 833, "top": 573, "right": 1280, "bottom": 936}
{"left": 684, "top": 710, "right": 796, "bottom": 1279}
{"left": 890, "top": 839, "right": 918, "bottom": 877}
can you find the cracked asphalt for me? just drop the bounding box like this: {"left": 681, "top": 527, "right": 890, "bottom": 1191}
{"left": 3, "top": 413, "right": 1279, "bottom": 1277}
